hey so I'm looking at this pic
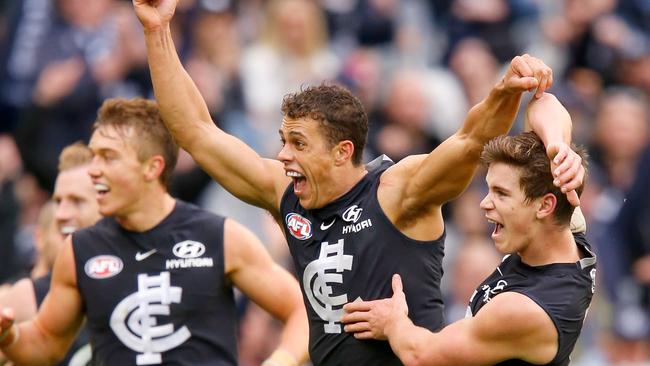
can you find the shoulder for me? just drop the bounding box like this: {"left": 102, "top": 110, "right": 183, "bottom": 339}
{"left": 473, "top": 292, "right": 558, "bottom": 363}
{"left": 173, "top": 201, "right": 226, "bottom": 226}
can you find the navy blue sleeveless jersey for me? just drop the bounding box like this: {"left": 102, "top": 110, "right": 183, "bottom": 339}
{"left": 280, "top": 155, "right": 445, "bottom": 365}
{"left": 33, "top": 273, "right": 91, "bottom": 366}
{"left": 32, "top": 273, "right": 52, "bottom": 307}
{"left": 467, "top": 232, "right": 597, "bottom": 366}
{"left": 72, "top": 200, "right": 237, "bottom": 366}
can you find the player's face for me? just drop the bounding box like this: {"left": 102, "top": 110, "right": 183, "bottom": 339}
{"left": 53, "top": 165, "right": 101, "bottom": 236}
{"left": 88, "top": 125, "right": 147, "bottom": 218}
{"left": 277, "top": 117, "right": 339, "bottom": 209}
{"left": 480, "top": 163, "right": 538, "bottom": 254}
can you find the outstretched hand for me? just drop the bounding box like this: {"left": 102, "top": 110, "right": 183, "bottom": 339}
{"left": 500, "top": 54, "right": 553, "bottom": 98}
{"left": 341, "top": 274, "right": 409, "bottom": 340}
{"left": 132, "top": 0, "right": 179, "bottom": 30}
{"left": 547, "top": 142, "right": 584, "bottom": 206}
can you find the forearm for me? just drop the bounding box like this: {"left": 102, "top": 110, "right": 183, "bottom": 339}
{"left": 1, "top": 322, "right": 67, "bottom": 365}
{"left": 267, "top": 306, "right": 309, "bottom": 366}
{"left": 385, "top": 316, "right": 433, "bottom": 366}
{"left": 461, "top": 83, "right": 524, "bottom": 145}
{"left": 525, "top": 94, "right": 572, "bottom": 146}
{"left": 144, "top": 25, "right": 214, "bottom": 148}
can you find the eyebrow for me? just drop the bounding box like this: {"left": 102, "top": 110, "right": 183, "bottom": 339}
{"left": 279, "top": 130, "right": 307, "bottom": 139}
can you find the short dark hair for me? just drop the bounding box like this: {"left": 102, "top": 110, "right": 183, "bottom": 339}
{"left": 94, "top": 98, "right": 179, "bottom": 189}
{"left": 480, "top": 132, "right": 588, "bottom": 226}
{"left": 281, "top": 83, "right": 368, "bottom": 165}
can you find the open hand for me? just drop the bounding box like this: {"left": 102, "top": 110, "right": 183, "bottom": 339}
{"left": 341, "top": 274, "right": 408, "bottom": 340}
{"left": 547, "top": 142, "right": 584, "bottom": 206}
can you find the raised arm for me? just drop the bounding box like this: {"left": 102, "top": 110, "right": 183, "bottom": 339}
{"left": 380, "top": 55, "right": 552, "bottom": 226}
{"left": 0, "top": 238, "right": 85, "bottom": 364}
{"left": 132, "top": 0, "right": 289, "bottom": 216}
{"left": 342, "top": 275, "right": 558, "bottom": 366}
{"left": 223, "top": 219, "right": 309, "bottom": 366}
{"left": 525, "top": 93, "right": 585, "bottom": 206}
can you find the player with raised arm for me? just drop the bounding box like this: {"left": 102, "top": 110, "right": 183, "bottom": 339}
{"left": 132, "top": 1, "right": 583, "bottom": 363}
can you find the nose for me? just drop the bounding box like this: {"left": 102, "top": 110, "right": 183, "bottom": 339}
{"left": 276, "top": 143, "right": 293, "bottom": 163}
{"left": 88, "top": 156, "right": 101, "bottom": 179}
{"left": 55, "top": 199, "right": 75, "bottom": 224}
{"left": 479, "top": 193, "right": 493, "bottom": 210}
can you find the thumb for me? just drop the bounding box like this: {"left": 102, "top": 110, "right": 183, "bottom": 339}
{"left": 392, "top": 274, "right": 403, "bottom": 295}
{"left": 511, "top": 77, "right": 539, "bottom": 92}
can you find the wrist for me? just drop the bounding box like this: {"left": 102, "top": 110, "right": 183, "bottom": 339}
{"left": 262, "top": 348, "right": 298, "bottom": 366}
{"left": 143, "top": 22, "right": 171, "bottom": 36}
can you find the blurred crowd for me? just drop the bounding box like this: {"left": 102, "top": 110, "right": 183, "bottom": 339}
{"left": 0, "top": 0, "right": 648, "bottom": 364}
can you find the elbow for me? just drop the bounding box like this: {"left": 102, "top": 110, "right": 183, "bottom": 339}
{"left": 402, "top": 353, "right": 428, "bottom": 366}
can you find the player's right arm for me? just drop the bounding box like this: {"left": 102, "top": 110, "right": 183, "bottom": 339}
{"left": 223, "top": 219, "right": 309, "bottom": 366}
{"left": 0, "top": 238, "right": 85, "bottom": 364}
{"left": 342, "top": 275, "right": 558, "bottom": 366}
{"left": 132, "top": 0, "right": 289, "bottom": 216}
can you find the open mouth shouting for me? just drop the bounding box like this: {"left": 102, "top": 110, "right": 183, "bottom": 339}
{"left": 487, "top": 218, "right": 504, "bottom": 240}
{"left": 286, "top": 170, "right": 306, "bottom": 195}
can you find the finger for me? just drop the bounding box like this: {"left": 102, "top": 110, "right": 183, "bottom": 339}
{"left": 343, "top": 322, "right": 371, "bottom": 333}
{"left": 554, "top": 145, "right": 569, "bottom": 166}
{"left": 343, "top": 300, "right": 375, "bottom": 313}
{"left": 561, "top": 166, "right": 585, "bottom": 193}
{"left": 512, "top": 55, "right": 534, "bottom": 77}
{"left": 534, "top": 63, "right": 553, "bottom": 98}
{"left": 566, "top": 190, "right": 580, "bottom": 207}
{"left": 556, "top": 157, "right": 583, "bottom": 189}
{"left": 341, "top": 311, "right": 369, "bottom": 324}
{"left": 353, "top": 331, "right": 376, "bottom": 340}
{"left": 392, "top": 274, "right": 403, "bottom": 294}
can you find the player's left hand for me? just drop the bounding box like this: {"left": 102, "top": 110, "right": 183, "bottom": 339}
{"left": 547, "top": 142, "right": 584, "bottom": 206}
{"left": 341, "top": 274, "right": 408, "bottom": 340}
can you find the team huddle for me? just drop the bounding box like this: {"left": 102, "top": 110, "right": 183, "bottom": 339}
{"left": 0, "top": 0, "right": 596, "bottom": 365}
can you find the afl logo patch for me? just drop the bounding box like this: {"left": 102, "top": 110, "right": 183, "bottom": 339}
{"left": 285, "top": 213, "right": 312, "bottom": 240}
{"left": 85, "top": 255, "right": 123, "bottom": 279}
{"left": 172, "top": 240, "right": 206, "bottom": 259}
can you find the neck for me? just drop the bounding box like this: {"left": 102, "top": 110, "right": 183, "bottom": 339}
{"left": 325, "top": 165, "right": 367, "bottom": 203}
{"left": 519, "top": 224, "right": 578, "bottom": 266}
{"left": 116, "top": 190, "right": 176, "bottom": 232}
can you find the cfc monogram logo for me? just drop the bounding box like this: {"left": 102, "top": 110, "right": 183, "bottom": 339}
{"left": 110, "top": 272, "right": 191, "bottom": 365}
{"left": 303, "top": 239, "right": 353, "bottom": 333}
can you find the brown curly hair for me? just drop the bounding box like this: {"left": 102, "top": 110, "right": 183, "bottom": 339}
{"left": 281, "top": 83, "right": 368, "bottom": 165}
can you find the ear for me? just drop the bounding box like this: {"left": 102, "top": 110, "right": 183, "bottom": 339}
{"left": 333, "top": 140, "right": 355, "bottom": 166}
{"left": 536, "top": 193, "right": 557, "bottom": 220}
{"left": 143, "top": 155, "right": 166, "bottom": 183}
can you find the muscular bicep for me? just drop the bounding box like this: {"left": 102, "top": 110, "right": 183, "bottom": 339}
{"left": 417, "top": 292, "right": 558, "bottom": 365}
{"left": 383, "top": 134, "right": 483, "bottom": 217}
{"left": 223, "top": 219, "right": 302, "bottom": 321}
{"left": 184, "top": 122, "right": 290, "bottom": 215}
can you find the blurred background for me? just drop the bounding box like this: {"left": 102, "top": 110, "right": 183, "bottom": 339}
{"left": 0, "top": 0, "right": 648, "bottom": 364}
